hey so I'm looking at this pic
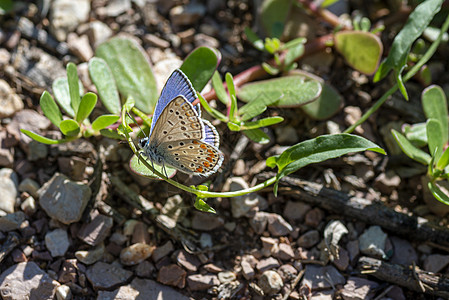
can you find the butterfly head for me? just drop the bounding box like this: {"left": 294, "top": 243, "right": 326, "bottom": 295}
{"left": 138, "top": 137, "right": 149, "bottom": 149}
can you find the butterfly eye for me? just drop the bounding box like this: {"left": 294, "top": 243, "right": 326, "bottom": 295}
{"left": 139, "top": 138, "right": 148, "bottom": 148}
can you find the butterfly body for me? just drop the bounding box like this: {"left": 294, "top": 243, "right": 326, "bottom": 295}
{"left": 139, "top": 70, "right": 223, "bottom": 177}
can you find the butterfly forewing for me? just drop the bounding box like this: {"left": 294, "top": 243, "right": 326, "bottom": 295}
{"left": 149, "top": 96, "right": 205, "bottom": 145}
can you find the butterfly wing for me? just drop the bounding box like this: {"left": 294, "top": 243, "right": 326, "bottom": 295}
{"left": 150, "top": 69, "right": 199, "bottom": 138}
{"left": 201, "top": 119, "right": 220, "bottom": 148}
{"left": 159, "top": 139, "right": 224, "bottom": 176}
{"left": 149, "top": 96, "right": 205, "bottom": 145}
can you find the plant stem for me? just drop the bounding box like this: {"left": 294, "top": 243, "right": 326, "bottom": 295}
{"left": 344, "top": 13, "right": 449, "bottom": 134}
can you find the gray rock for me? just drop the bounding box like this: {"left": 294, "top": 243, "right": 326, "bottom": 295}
{"left": 0, "top": 261, "right": 60, "bottom": 300}
{"left": 249, "top": 211, "right": 269, "bottom": 234}
{"left": 256, "top": 257, "right": 280, "bottom": 272}
{"left": 358, "top": 226, "right": 387, "bottom": 259}
{"left": 191, "top": 211, "right": 224, "bottom": 231}
{"left": 297, "top": 230, "right": 320, "bottom": 248}
{"left": 38, "top": 173, "right": 91, "bottom": 224}
{"left": 75, "top": 243, "right": 105, "bottom": 265}
{"left": 0, "top": 169, "right": 17, "bottom": 213}
{"left": 0, "top": 79, "right": 24, "bottom": 118}
{"left": 423, "top": 254, "right": 449, "bottom": 273}
{"left": 120, "top": 243, "right": 154, "bottom": 266}
{"left": 186, "top": 274, "right": 220, "bottom": 291}
{"left": 283, "top": 201, "right": 311, "bottom": 222}
{"left": 21, "top": 195, "right": 37, "bottom": 215}
{"left": 50, "top": 0, "right": 91, "bottom": 41}
{"left": 273, "top": 243, "right": 295, "bottom": 260}
{"left": 45, "top": 228, "right": 70, "bottom": 257}
{"left": 226, "top": 177, "right": 260, "bottom": 218}
{"left": 27, "top": 140, "right": 48, "bottom": 161}
{"left": 7, "top": 109, "right": 51, "bottom": 146}
{"left": 267, "top": 213, "right": 293, "bottom": 236}
{"left": 302, "top": 265, "right": 345, "bottom": 290}
{"left": 77, "top": 212, "right": 113, "bottom": 246}
{"left": 218, "top": 271, "right": 236, "bottom": 283}
{"left": 97, "top": 278, "right": 189, "bottom": 300}
{"left": 18, "top": 177, "right": 40, "bottom": 198}
{"left": 157, "top": 264, "right": 186, "bottom": 288}
{"left": 0, "top": 133, "right": 14, "bottom": 167}
{"left": 390, "top": 236, "right": 418, "bottom": 266}
{"left": 67, "top": 33, "right": 93, "bottom": 61}
{"left": 55, "top": 285, "right": 72, "bottom": 300}
{"left": 152, "top": 240, "right": 174, "bottom": 262}
{"left": 241, "top": 260, "right": 255, "bottom": 280}
{"left": 97, "top": 0, "right": 131, "bottom": 17}
{"left": 86, "top": 21, "right": 113, "bottom": 48}
{"left": 86, "top": 262, "right": 133, "bottom": 290}
{"left": 341, "top": 277, "right": 379, "bottom": 300}
{"left": 0, "top": 211, "right": 26, "bottom": 231}
{"left": 143, "top": 34, "right": 170, "bottom": 48}
{"left": 174, "top": 250, "right": 201, "bottom": 272}
{"left": 374, "top": 170, "right": 401, "bottom": 195}
{"left": 275, "top": 126, "right": 299, "bottom": 144}
{"left": 135, "top": 260, "right": 155, "bottom": 278}
{"left": 258, "top": 270, "right": 283, "bottom": 295}
{"left": 169, "top": 4, "right": 206, "bottom": 26}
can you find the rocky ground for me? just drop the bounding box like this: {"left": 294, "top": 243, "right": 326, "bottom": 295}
{"left": 1, "top": 0, "right": 449, "bottom": 299}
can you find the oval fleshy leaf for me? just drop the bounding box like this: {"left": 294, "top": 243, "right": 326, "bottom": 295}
{"left": 129, "top": 154, "right": 177, "bottom": 179}
{"left": 391, "top": 129, "right": 431, "bottom": 165}
{"left": 267, "top": 134, "right": 386, "bottom": 180}
{"left": 422, "top": 85, "right": 448, "bottom": 149}
{"left": 67, "top": 62, "right": 81, "bottom": 114}
{"left": 76, "top": 92, "right": 97, "bottom": 123}
{"left": 92, "top": 115, "right": 120, "bottom": 131}
{"left": 20, "top": 129, "right": 64, "bottom": 144}
{"left": 52, "top": 77, "right": 83, "bottom": 117}
{"left": 89, "top": 57, "right": 121, "bottom": 114}
{"left": 40, "top": 91, "right": 63, "bottom": 127}
{"left": 180, "top": 47, "right": 220, "bottom": 92}
{"left": 243, "top": 128, "right": 270, "bottom": 144}
{"left": 194, "top": 198, "right": 216, "bottom": 213}
{"left": 96, "top": 37, "right": 157, "bottom": 114}
{"left": 237, "top": 75, "right": 321, "bottom": 108}
{"left": 60, "top": 119, "right": 80, "bottom": 137}
{"left": 300, "top": 83, "right": 342, "bottom": 120}
{"left": 426, "top": 118, "right": 443, "bottom": 161}
{"left": 334, "top": 31, "right": 383, "bottom": 75}
{"left": 260, "top": 0, "right": 291, "bottom": 37}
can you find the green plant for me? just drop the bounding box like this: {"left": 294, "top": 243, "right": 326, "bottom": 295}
{"left": 392, "top": 85, "right": 449, "bottom": 204}
{"left": 21, "top": 63, "right": 120, "bottom": 144}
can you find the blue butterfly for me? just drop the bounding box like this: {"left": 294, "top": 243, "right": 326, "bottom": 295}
{"left": 139, "top": 69, "right": 224, "bottom": 176}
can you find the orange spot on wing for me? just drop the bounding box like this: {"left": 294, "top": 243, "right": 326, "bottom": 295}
{"left": 206, "top": 157, "right": 213, "bottom": 162}
{"left": 203, "top": 162, "right": 210, "bottom": 167}
{"left": 196, "top": 167, "right": 203, "bottom": 173}
{"left": 193, "top": 140, "right": 199, "bottom": 144}
{"left": 200, "top": 144, "right": 207, "bottom": 149}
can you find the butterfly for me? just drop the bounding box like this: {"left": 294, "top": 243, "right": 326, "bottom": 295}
{"left": 139, "top": 69, "right": 224, "bottom": 177}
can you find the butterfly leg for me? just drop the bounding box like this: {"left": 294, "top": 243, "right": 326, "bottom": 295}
{"left": 161, "top": 159, "right": 168, "bottom": 178}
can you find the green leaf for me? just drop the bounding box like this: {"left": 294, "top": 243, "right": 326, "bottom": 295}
{"left": 129, "top": 154, "right": 177, "bottom": 179}
{"left": 198, "top": 94, "right": 227, "bottom": 122}
{"left": 96, "top": 37, "right": 157, "bottom": 114}
{"left": 52, "top": 77, "right": 83, "bottom": 117}
{"left": 180, "top": 47, "right": 219, "bottom": 92}
{"left": 260, "top": 0, "right": 291, "bottom": 38}
{"left": 422, "top": 85, "right": 448, "bottom": 148}
{"left": 92, "top": 115, "right": 120, "bottom": 131}
{"left": 300, "top": 83, "right": 342, "bottom": 120}
{"left": 212, "top": 71, "right": 229, "bottom": 105}
{"left": 60, "top": 119, "right": 80, "bottom": 137}
{"left": 227, "top": 122, "right": 240, "bottom": 131}
{"left": 403, "top": 123, "right": 427, "bottom": 147}
{"left": 437, "top": 147, "right": 449, "bottom": 170}
{"left": 237, "top": 75, "right": 322, "bottom": 108}
{"left": 374, "top": 0, "right": 443, "bottom": 82}
{"left": 88, "top": 57, "right": 121, "bottom": 114}
{"left": 240, "top": 91, "right": 282, "bottom": 121}
{"left": 225, "top": 73, "right": 236, "bottom": 99}
{"left": 66, "top": 63, "right": 81, "bottom": 114}
{"left": 229, "top": 95, "right": 238, "bottom": 122}
{"left": 428, "top": 181, "right": 449, "bottom": 206}
{"left": 334, "top": 31, "right": 383, "bottom": 75}
{"left": 100, "top": 128, "right": 123, "bottom": 139}
{"left": 261, "top": 62, "right": 280, "bottom": 75}
{"left": 194, "top": 198, "right": 216, "bottom": 213}
{"left": 40, "top": 91, "right": 63, "bottom": 127}
{"left": 243, "top": 128, "right": 270, "bottom": 144}
{"left": 391, "top": 129, "right": 431, "bottom": 165}
{"left": 20, "top": 129, "right": 65, "bottom": 144}
{"left": 244, "top": 27, "right": 264, "bottom": 51}
{"left": 427, "top": 118, "right": 444, "bottom": 161}
{"left": 76, "top": 93, "right": 97, "bottom": 123}
{"left": 239, "top": 116, "right": 284, "bottom": 130}
{"left": 0, "top": 0, "right": 13, "bottom": 15}
{"left": 284, "top": 40, "right": 305, "bottom": 68}
{"left": 268, "top": 134, "right": 385, "bottom": 180}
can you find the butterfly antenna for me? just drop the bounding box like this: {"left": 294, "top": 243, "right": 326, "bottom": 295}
{"left": 126, "top": 112, "right": 148, "bottom": 139}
